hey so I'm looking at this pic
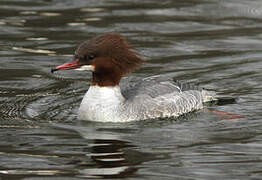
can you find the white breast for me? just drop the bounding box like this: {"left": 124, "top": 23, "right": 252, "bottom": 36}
{"left": 78, "top": 86, "right": 125, "bottom": 122}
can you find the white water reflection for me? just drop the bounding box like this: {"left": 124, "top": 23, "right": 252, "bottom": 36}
{"left": 12, "top": 47, "right": 56, "bottom": 54}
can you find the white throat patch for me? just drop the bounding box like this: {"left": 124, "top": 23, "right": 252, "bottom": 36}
{"left": 75, "top": 65, "right": 95, "bottom": 71}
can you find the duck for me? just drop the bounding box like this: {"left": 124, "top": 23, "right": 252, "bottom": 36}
{"left": 51, "top": 33, "right": 216, "bottom": 122}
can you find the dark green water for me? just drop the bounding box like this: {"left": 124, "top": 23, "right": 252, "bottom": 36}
{"left": 0, "top": 0, "right": 262, "bottom": 179}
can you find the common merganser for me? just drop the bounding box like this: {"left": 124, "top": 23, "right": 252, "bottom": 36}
{"left": 52, "top": 33, "right": 216, "bottom": 122}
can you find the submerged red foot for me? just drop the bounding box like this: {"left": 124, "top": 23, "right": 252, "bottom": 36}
{"left": 208, "top": 109, "right": 244, "bottom": 120}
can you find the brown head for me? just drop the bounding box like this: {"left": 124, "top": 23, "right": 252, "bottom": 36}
{"left": 52, "top": 33, "right": 144, "bottom": 86}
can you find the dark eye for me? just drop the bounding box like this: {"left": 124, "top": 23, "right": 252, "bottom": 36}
{"left": 83, "top": 55, "right": 95, "bottom": 61}
{"left": 88, "top": 55, "right": 95, "bottom": 60}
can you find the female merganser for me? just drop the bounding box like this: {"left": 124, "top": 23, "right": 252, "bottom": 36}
{"left": 52, "top": 33, "right": 216, "bottom": 122}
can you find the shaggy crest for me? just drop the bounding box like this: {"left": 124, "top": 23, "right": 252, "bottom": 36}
{"left": 75, "top": 33, "right": 144, "bottom": 86}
